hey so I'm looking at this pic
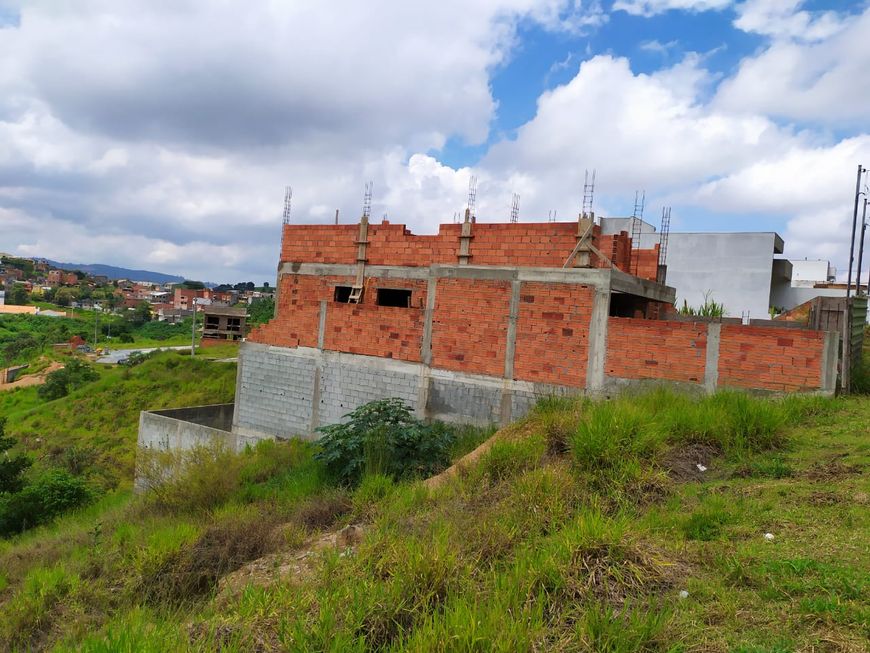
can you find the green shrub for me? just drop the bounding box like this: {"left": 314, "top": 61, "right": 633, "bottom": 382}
{"left": 0, "top": 469, "right": 94, "bottom": 535}
{"left": 314, "top": 398, "right": 455, "bottom": 486}
{"left": 37, "top": 358, "right": 99, "bottom": 401}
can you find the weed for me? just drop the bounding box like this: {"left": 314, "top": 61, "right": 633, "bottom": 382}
{"left": 577, "top": 601, "right": 672, "bottom": 653}
{"left": 682, "top": 496, "right": 732, "bottom": 541}
{"left": 138, "top": 443, "right": 244, "bottom": 515}
{"left": 292, "top": 490, "right": 351, "bottom": 530}
{"left": 477, "top": 435, "right": 544, "bottom": 483}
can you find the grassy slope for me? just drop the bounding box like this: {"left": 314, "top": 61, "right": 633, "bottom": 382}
{"left": 1, "top": 351, "right": 236, "bottom": 490}
{"left": 0, "top": 391, "right": 866, "bottom": 652}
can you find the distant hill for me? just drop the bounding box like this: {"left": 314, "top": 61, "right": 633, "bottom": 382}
{"left": 44, "top": 260, "right": 185, "bottom": 284}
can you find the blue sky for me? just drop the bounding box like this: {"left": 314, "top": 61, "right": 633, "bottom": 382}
{"left": 0, "top": 1, "right": 868, "bottom": 282}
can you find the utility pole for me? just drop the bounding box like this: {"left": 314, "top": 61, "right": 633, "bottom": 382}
{"left": 846, "top": 164, "right": 866, "bottom": 298}
{"left": 190, "top": 302, "right": 197, "bottom": 357}
{"left": 857, "top": 197, "right": 868, "bottom": 296}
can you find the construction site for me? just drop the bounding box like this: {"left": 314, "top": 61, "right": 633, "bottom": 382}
{"left": 138, "top": 179, "right": 863, "bottom": 453}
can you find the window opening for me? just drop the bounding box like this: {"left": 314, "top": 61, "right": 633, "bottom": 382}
{"left": 376, "top": 288, "right": 412, "bottom": 308}
{"left": 334, "top": 285, "right": 353, "bottom": 303}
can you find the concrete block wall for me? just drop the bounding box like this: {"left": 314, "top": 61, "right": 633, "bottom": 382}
{"left": 233, "top": 342, "right": 582, "bottom": 439}
{"left": 233, "top": 345, "right": 317, "bottom": 439}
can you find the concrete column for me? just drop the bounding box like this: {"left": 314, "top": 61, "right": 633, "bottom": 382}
{"left": 585, "top": 288, "right": 610, "bottom": 393}
{"left": 821, "top": 330, "right": 840, "bottom": 394}
{"left": 317, "top": 300, "right": 328, "bottom": 350}
{"left": 499, "top": 279, "right": 522, "bottom": 425}
{"left": 417, "top": 273, "right": 438, "bottom": 420}
{"left": 504, "top": 279, "right": 521, "bottom": 380}
{"left": 704, "top": 322, "right": 721, "bottom": 394}
{"left": 458, "top": 213, "right": 473, "bottom": 265}
{"left": 420, "top": 274, "right": 437, "bottom": 366}
{"left": 231, "top": 345, "right": 246, "bottom": 431}
{"left": 310, "top": 366, "right": 321, "bottom": 431}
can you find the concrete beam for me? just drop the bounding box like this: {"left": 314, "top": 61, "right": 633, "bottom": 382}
{"left": 278, "top": 261, "right": 611, "bottom": 287}
{"left": 610, "top": 268, "right": 676, "bottom": 303}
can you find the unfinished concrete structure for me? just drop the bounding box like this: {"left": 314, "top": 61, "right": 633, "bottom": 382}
{"left": 200, "top": 305, "right": 247, "bottom": 346}
{"left": 224, "top": 217, "right": 838, "bottom": 442}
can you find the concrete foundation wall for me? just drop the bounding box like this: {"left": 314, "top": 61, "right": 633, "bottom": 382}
{"left": 137, "top": 404, "right": 260, "bottom": 453}
{"left": 233, "top": 342, "right": 578, "bottom": 438}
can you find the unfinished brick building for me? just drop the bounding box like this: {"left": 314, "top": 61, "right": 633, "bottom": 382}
{"left": 228, "top": 215, "right": 839, "bottom": 441}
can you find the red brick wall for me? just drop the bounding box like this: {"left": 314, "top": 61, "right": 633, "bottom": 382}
{"left": 606, "top": 318, "right": 707, "bottom": 383}
{"left": 323, "top": 277, "right": 427, "bottom": 362}
{"left": 718, "top": 325, "right": 824, "bottom": 392}
{"left": 430, "top": 278, "right": 511, "bottom": 377}
{"left": 514, "top": 282, "right": 593, "bottom": 387}
{"left": 278, "top": 221, "right": 659, "bottom": 273}
{"left": 248, "top": 274, "right": 326, "bottom": 348}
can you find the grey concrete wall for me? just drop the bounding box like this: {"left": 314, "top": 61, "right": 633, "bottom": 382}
{"left": 639, "top": 232, "right": 780, "bottom": 320}
{"left": 233, "top": 344, "right": 318, "bottom": 440}
{"left": 151, "top": 403, "right": 234, "bottom": 431}
{"left": 136, "top": 404, "right": 261, "bottom": 492}
{"left": 137, "top": 404, "right": 261, "bottom": 453}
{"left": 233, "top": 342, "right": 583, "bottom": 438}
{"left": 769, "top": 284, "right": 870, "bottom": 323}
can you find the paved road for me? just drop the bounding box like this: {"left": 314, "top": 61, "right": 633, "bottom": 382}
{"left": 95, "top": 345, "right": 190, "bottom": 364}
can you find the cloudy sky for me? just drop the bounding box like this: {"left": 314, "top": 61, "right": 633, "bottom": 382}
{"left": 1, "top": 0, "right": 868, "bottom": 284}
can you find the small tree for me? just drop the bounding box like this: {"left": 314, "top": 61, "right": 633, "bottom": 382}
{"left": 38, "top": 359, "right": 99, "bottom": 401}
{"left": 314, "top": 398, "right": 455, "bottom": 486}
{"left": 6, "top": 284, "right": 29, "bottom": 305}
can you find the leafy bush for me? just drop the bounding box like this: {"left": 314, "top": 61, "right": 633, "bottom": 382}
{"left": 314, "top": 398, "right": 455, "bottom": 486}
{"left": 37, "top": 359, "right": 99, "bottom": 401}
{"left": 0, "top": 469, "right": 94, "bottom": 535}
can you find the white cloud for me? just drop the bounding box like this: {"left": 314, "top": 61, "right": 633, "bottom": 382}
{"left": 0, "top": 0, "right": 606, "bottom": 281}
{"left": 613, "top": 0, "right": 731, "bottom": 18}
{"left": 0, "top": 0, "right": 869, "bottom": 287}
{"left": 639, "top": 39, "right": 680, "bottom": 56}
{"left": 716, "top": 6, "right": 870, "bottom": 125}
{"left": 733, "top": 0, "right": 847, "bottom": 41}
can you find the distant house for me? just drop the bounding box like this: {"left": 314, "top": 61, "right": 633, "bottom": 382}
{"left": 200, "top": 305, "right": 246, "bottom": 346}
{"left": 173, "top": 288, "right": 210, "bottom": 311}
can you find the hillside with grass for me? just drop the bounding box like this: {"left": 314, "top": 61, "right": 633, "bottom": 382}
{"left": 1, "top": 350, "right": 237, "bottom": 491}
{"left": 0, "top": 386, "right": 867, "bottom": 652}
{"left": 0, "top": 312, "right": 198, "bottom": 369}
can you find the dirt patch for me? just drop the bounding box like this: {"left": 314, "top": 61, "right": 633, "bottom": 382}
{"left": 808, "top": 490, "right": 841, "bottom": 506}
{"left": 217, "top": 523, "right": 365, "bottom": 599}
{"left": 802, "top": 455, "right": 863, "bottom": 481}
{"left": 658, "top": 444, "right": 719, "bottom": 482}
{"left": 0, "top": 361, "right": 63, "bottom": 392}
